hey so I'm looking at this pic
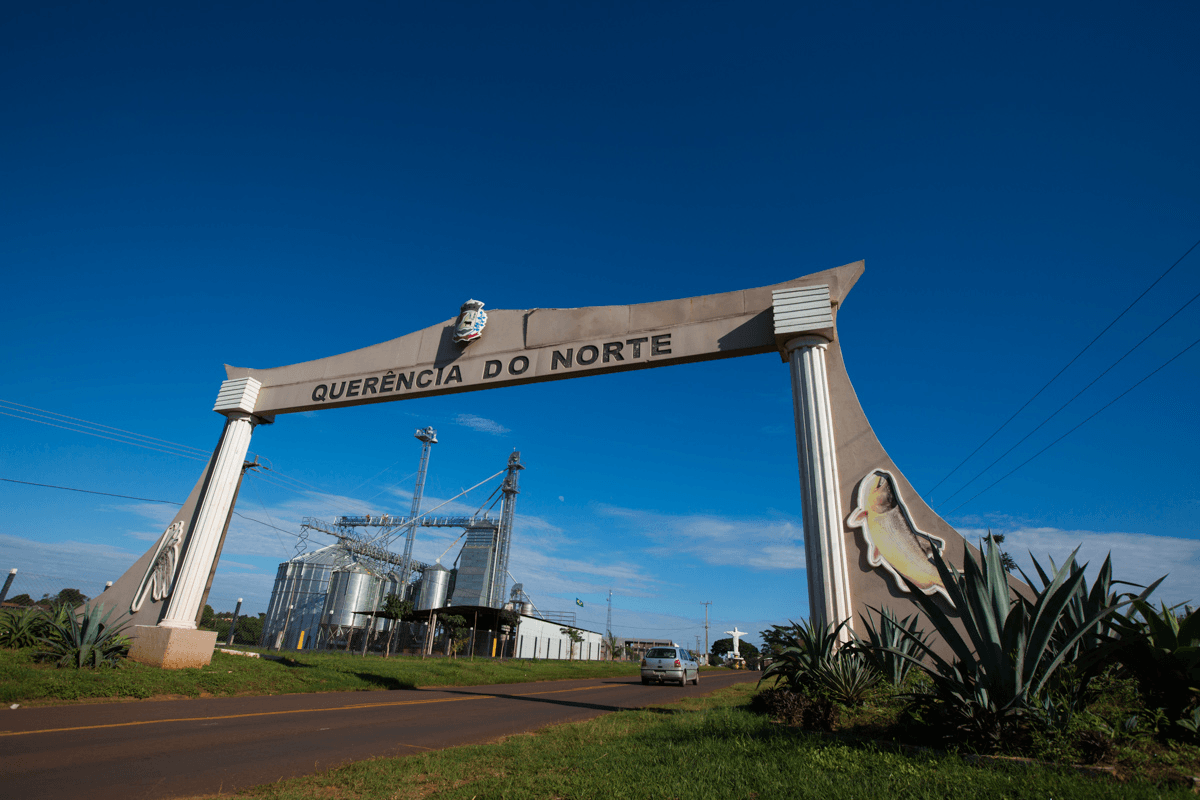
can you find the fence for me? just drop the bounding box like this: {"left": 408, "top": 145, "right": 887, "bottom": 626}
{"left": 0, "top": 569, "right": 113, "bottom": 608}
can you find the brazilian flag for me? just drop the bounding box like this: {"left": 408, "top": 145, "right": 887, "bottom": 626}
{"left": 575, "top": 598, "right": 584, "bottom": 607}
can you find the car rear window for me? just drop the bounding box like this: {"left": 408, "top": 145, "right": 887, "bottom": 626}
{"left": 646, "top": 648, "right": 677, "bottom": 659}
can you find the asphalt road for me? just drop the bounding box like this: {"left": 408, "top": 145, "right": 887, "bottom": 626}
{"left": 0, "top": 670, "right": 759, "bottom": 800}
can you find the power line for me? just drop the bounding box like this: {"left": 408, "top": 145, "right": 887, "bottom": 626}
{"left": 0, "top": 477, "right": 183, "bottom": 505}
{"left": 0, "top": 399, "right": 211, "bottom": 455}
{"left": 0, "top": 409, "right": 210, "bottom": 462}
{"left": 937, "top": 283, "right": 1200, "bottom": 508}
{"left": 946, "top": 333, "right": 1200, "bottom": 514}
{"left": 0, "top": 475, "right": 302, "bottom": 540}
{"left": 926, "top": 236, "right": 1200, "bottom": 501}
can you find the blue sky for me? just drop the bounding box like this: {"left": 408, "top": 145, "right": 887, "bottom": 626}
{"left": 2, "top": 2, "right": 1197, "bottom": 648}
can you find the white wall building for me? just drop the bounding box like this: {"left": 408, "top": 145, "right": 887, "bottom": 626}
{"left": 513, "top": 614, "right": 604, "bottom": 660}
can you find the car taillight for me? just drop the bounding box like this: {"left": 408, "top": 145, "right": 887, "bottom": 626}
{"left": 641, "top": 658, "right": 646, "bottom": 666}
{"left": 674, "top": 659, "right": 681, "bottom": 667}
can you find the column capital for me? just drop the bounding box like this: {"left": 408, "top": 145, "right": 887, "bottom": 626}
{"left": 782, "top": 334, "right": 832, "bottom": 355}
{"left": 213, "top": 377, "right": 261, "bottom": 416}
{"left": 772, "top": 284, "right": 835, "bottom": 361}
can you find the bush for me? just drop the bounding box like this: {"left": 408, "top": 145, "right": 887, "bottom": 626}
{"left": 749, "top": 687, "right": 838, "bottom": 731}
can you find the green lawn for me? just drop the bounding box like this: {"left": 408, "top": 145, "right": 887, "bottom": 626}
{"left": 226, "top": 682, "right": 1192, "bottom": 800}
{"left": 0, "top": 647, "right": 639, "bottom": 704}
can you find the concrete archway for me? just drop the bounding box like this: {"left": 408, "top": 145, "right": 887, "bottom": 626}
{"left": 108, "top": 260, "right": 984, "bottom": 667}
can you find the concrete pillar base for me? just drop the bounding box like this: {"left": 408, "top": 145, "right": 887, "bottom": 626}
{"left": 128, "top": 625, "right": 218, "bottom": 669}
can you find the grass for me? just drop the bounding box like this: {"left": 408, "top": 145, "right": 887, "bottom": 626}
{"left": 0, "top": 647, "right": 639, "bottom": 705}
{"left": 208, "top": 682, "right": 1192, "bottom": 799}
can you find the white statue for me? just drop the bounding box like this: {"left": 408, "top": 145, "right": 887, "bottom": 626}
{"left": 724, "top": 627, "right": 747, "bottom": 658}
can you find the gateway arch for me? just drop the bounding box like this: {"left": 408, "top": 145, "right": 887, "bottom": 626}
{"left": 107, "top": 260, "right": 980, "bottom": 667}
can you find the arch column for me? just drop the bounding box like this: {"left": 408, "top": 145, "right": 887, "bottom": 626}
{"left": 785, "top": 335, "right": 853, "bottom": 633}
{"left": 160, "top": 409, "right": 258, "bottom": 628}
{"left": 129, "top": 378, "right": 263, "bottom": 669}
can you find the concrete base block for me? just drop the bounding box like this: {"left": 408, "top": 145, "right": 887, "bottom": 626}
{"left": 128, "top": 625, "right": 218, "bottom": 669}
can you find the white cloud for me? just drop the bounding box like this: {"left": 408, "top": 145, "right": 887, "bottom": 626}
{"left": 597, "top": 505, "right": 806, "bottom": 571}
{"left": 454, "top": 413, "right": 511, "bottom": 435}
{"left": 959, "top": 525, "right": 1200, "bottom": 607}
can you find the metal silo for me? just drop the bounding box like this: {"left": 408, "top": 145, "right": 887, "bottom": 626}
{"left": 323, "top": 564, "right": 382, "bottom": 629}
{"left": 416, "top": 562, "right": 451, "bottom": 610}
{"left": 262, "top": 544, "right": 356, "bottom": 649}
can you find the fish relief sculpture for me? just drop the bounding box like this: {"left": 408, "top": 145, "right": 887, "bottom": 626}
{"left": 453, "top": 299, "right": 487, "bottom": 344}
{"left": 849, "top": 469, "right": 951, "bottom": 603}
{"left": 131, "top": 520, "right": 185, "bottom": 613}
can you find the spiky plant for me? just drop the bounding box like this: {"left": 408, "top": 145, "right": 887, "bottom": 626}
{"left": 883, "top": 535, "right": 1161, "bottom": 749}
{"left": 759, "top": 618, "right": 847, "bottom": 695}
{"left": 815, "top": 649, "right": 882, "bottom": 705}
{"left": 0, "top": 605, "right": 69, "bottom": 649}
{"left": 1115, "top": 600, "right": 1200, "bottom": 725}
{"left": 857, "top": 607, "right": 930, "bottom": 687}
{"left": 1019, "top": 551, "right": 1146, "bottom": 710}
{"left": 37, "top": 602, "right": 131, "bottom": 668}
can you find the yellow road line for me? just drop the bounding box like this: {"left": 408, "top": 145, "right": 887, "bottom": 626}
{"left": 0, "top": 695, "right": 486, "bottom": 738}
{"left": 0, "top": 682, "right": 623, "bottom": 738}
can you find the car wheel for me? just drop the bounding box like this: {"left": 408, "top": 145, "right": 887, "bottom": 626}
{"left": 641, "top": 677, "right": 649, "bottom": 685}
{"left": 692, "top": 672, "right": 700, "bottom": 685}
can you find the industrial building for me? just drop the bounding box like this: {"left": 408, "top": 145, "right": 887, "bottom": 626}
{"left": 260, "top": 428, "right": 598, "bottom": 658}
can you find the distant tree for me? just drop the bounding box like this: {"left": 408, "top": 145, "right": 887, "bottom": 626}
{"left": 237, "top": 614, "right": 265, "bottom": 646}
{"left": 984, "top": 531, "right": 1017, "bottom": 573}
{"left": 380, "top": 593, "right": 413, "bottom": 621}
{"left": 49, "top": 588, "right": 88, "bottom": 608}
{"left": 711, "top": 637, "right": 760, "bottom": 667}
{"left": 440, "top": 614, "right": 469, "bottom": 657}
{"left": 379, "top": 594, "right": 414, "bottom": 657}
{"left": 560, "top": 627, "right": 585, "bottom": 660}
{"left": 605, "top": 633, "right": 623, "bottom": 660}
{"left": 6, "top": 593, "right": 34, "bottom": 607}
{"left": 199, "top": 604, "right": 217, "bottom": 630}
{"left": 759, "top": 623, "right": 801, "bottom": 658}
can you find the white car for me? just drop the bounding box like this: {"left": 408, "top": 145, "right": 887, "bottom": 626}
{"left": 640, "top": 646, "right": 700, "bottom": 686}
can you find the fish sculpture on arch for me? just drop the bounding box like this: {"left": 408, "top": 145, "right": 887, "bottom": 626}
{"left": 849, "top": 469, "right": 952, "bottom": 604}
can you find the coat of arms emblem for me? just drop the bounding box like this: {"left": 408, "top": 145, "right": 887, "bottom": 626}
{"left": 453, "top": 299, "right": 487, "bottom": 344}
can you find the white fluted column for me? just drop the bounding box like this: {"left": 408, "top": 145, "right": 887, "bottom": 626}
{"left": 160, "top": 379, "right": 261, "bottom": 629}
{"left": 785, "top": 335, "right": 854, "bottom": 635}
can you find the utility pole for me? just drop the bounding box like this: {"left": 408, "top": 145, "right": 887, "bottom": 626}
{"left": 701, "top": 601, "right": 712, "bottom": 665}
{"left": 605, "top": 589, "right": 613, "bottom": 660}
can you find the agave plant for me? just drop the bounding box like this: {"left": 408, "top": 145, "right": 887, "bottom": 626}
{"left": 759, "top": 618, "right": 846, "bottom": 695}
{"left": 37, "top": 602, "right": 131, "bottom": 668}
{"left": 814, "top": 649, "right": 882, "bottom": 705}
{"left": 857, "top": 607, "right": 930, "bottom": 687}
{"left": 882, "top": 535, "right": 1161, "bottom": 748}
{"left": 1019, "top": 551, "right": 1145, "bottom": 709}
{"left": 1114, "top": 600, "right": 1200, "bottom": 724}
{"left": 0, "top": 604, "right": 70, "bottom": 649}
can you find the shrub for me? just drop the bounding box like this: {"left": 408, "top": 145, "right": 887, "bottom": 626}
{"left": 749, "top": 687, "right": 838, "bottom": 731}
{"left": 37, "top": 602, "right": 131, "bottom": 668}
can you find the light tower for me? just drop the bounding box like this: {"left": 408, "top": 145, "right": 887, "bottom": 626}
{"left": 488, "top": 451, "right": 524, "bottom": 607}
{"left": 400, "top": 427, "right": 437, "bottom": 591}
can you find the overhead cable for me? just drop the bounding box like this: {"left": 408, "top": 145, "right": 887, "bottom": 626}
{"left": 926, "top": 236, "right": 1200, "bottom": 500}
{"left": 946, "top": 333, "right": 1200, "bottom": 514}
{"left": 937, "top": 283, "right": 1200, "bottom": 508}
